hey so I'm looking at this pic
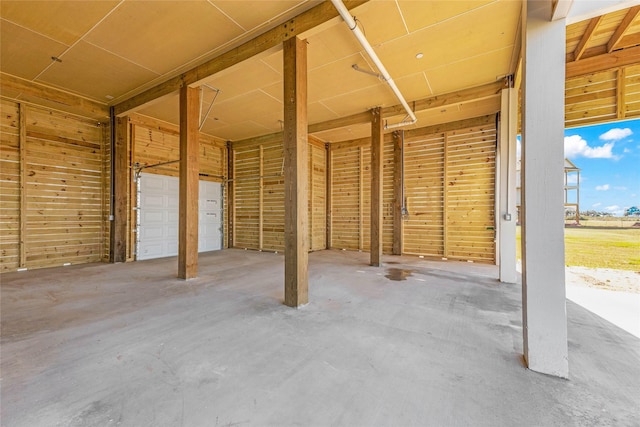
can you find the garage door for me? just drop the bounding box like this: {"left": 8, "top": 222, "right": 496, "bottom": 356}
{"left": 138, "top": 173, "right": 222, "bottom": 260}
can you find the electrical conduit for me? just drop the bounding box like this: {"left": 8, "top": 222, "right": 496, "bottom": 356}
{"left": 330, "top": 0, "right": 417, "bottom": 129}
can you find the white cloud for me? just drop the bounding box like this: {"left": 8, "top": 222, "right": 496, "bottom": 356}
{"left": 592, "top": 202, "right": 601, "bottom": 208}
{"left": 564, "top": 135, "right": 617, "bottom": 159}
{"left": 595, "top": 184, "right": 610, "bottom": 191}
{"left": 599, "top": 128, "right": 632, "bottom": 141}
{"left": 614, "top": 186, "right": 628, "bottom": 191}
{"left": 623, "top": 148, "right": 631, "bottom": 153}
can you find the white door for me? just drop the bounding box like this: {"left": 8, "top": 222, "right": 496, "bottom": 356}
{"left": 138, "top": 173, "right": 222, "bottom": 260}
{"left": 199, "top": 180, "right": 222, "bottom": 252}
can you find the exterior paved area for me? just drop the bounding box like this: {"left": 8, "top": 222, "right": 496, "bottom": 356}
{"left": 2, "top": 249, "right": 639, "bottom": 426}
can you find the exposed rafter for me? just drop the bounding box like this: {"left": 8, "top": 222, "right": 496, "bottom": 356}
{"left": 607, "top": 5, "right": 640, "bottom": 52}
{"left": 113, "top": 0, "right": 369, "bottom": 117}
{"left": 573, "top": 16, "right": 602, "bottom": 61}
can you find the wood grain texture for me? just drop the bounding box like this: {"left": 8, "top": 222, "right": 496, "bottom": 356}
{"left": 178, "top": 86, "right": 200, "bottom": 279}
{"left": 283, "top": 36, "right": 308, "bottom": 307}
{"left": 370, "top": 108, "right": 383, "bottom": 267}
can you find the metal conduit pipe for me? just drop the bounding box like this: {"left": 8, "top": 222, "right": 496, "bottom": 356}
{"left": 330, "top": 0, "right": 417, "bottom": 129}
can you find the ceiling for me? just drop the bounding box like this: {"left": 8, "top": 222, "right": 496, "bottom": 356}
{"left": 2, "top": 1, "right": 636, "bottom": 143}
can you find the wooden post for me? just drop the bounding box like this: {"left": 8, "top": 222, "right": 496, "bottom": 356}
{"left": 359, "top": 146, "right": 364, "bottom": 252}
{"left": 283, "top": 36, "right": 309, "bottom": 307}
{"left": 111, "top": 116, "right": 130, "bottom": 263}
{"left": 443, "top": 132, "right": 449, "bottom": 258}
{"left": 227, "top": 142, "right": 234, "bottom": 248}
{"left": 326, "top": 143, "right": 332, "bottom": 249}
{"left": 18, "top": 103, "right": 26, "bottom": 268}
{"left": 178, "top": 85, "right": 200, "bottom": 280}
{"left": 370, "top": 107, "right": 383, "bottom": 266}
{"left": 617, "top": 67, "right": 626, "bottom": 120}
{"left": 392, "top": 131, "right": 403, "bottom": 255}
{"left": 259, "top": 145, "right": 264, "bottom": 250}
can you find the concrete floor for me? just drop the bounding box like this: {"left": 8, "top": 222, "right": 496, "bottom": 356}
{"left": 1, "top": 249, "right": 639, "bottom": 427}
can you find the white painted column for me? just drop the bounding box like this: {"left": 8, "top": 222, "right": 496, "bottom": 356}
{"left": 498, "top": 85, "right": 518, "bottom": 284}
{"left": 521, "top": 0, "right": 569, "bottom": 378}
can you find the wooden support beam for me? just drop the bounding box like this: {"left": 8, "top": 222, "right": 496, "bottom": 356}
{"left": 1, "top": 72, "right": 109, "bottom": 120}
{"left": 114, "top": 0, "right": 368, "bottom": 116}
{"left": 617, "top": 67, "right": 627, "bottom": 120}
{"left": 566, "top": 44, "right": 640, "bottom": 78}
{"left": 392, "top": 131, "right": 403, "bottom": 255}
{"left": 573, "top": 16, "right": 601, "bottom": 61}
{"left": 18, "top": 103, "right": 27, "bottom": 268}
{"left": 227, "top": 143, "right": 235, "bottom": 248}
{"left": 359, "top": 146, "right": 364, "bottom": 252}
{"left": 443, "top": 132, "right": 449, "bottom": 259}
{"left": 178, "top": 86, "right": 200, "bottom": 280}
{"left": 259, "top": 145, "right": 264, "bottom": 250}
{"left": 326, "top": 143, "right": 332, "bottom": 249}
{"left": 370, "top": 107, "right": 383, "bottom": 267}
{"left": 283, "top": 36, "right": 309, "bottom": 307}
{"left": 308, "top": 81, "right": 503, "bottom": 134}
{"left": 607, "top": 6, "right": 640, "bottom": 53}
{"left": 111, "top": 116, "right": 130, "bottom": 263}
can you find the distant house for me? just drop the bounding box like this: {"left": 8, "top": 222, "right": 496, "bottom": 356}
{"left": 516, "top": 158, "right": 580, "bottom": 224}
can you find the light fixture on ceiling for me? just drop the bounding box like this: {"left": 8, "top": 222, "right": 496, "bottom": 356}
{"left": 415, "top": 53, "right": 424, "bottom": 59}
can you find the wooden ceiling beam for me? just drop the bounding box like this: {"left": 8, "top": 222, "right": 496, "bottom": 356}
{"left": 573, "top": 16, "right": 602, "bottom": 61}
{"left": 113, "top": 0, "right": 369, "bottom": 117}
{"left": 308, "top": 80, "right": 504, "bottom": 134}
{"left": 566, "top": 44, "right": 640, "bottom": 78}
{"left": 1, "top": 72, "right": 109, "bottom": 120}
{"left": 607, "top": 6, "right": 640, "bottom": 53}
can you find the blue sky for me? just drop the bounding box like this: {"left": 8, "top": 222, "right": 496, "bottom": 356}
{"left": 563, "top": 118, "right": 640, "bottom": 216}
{"left": 517, "top": 118, "right": 640, "bottom": 216}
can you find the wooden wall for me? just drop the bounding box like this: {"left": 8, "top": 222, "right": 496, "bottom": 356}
{"left": 230, "top": 135, "right": 326, "bottom": 252}
{"left": 565, "top": 64, "right": 640, "bottom": 128}
{"left": 328, "top": 139, "right": 395, "bottom": 253}
{"left": 328, "top": 115, "right": 497, "bottom": 263}
{"left": 1, "top": 98, "right": 109, "bottom": 272}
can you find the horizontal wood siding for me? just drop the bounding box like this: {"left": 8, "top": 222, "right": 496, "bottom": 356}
{"left": 330, "top": 116, "right": 497, "bottom": 263}
{"left": 565, "top": 64, "right": 640, "bottom": 128}
{"left": 625, "top": 64, "right": 640, "bottom": 119}
{"left": 330, "top": 145, "right": 361, "bottom": 250}
{"left": 262, "top": 141, "right": 284, "bottom": 252}
{"left": 309, "top": 142, "right": 327, "bottom": 251}
{"left": 403, "top": 133, "right": 446, "bottom": 257}
{"left": 232, "top": 138, "right": 325, "bottom": 252}
{"left": 233, "top": 146, "right": 260, "bottom": 249}
{"left": 445, "top": 126, "right": 496, "bottom": 263}
{"left": 0, "top": 99, "right": 20, "bottom": 271}
{"left": 8, "top": 104, "right": 107, "bottom": 270}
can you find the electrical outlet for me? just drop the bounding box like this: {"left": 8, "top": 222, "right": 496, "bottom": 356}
{"left": 504, "top": 213, "right": 512, "bottom": 221}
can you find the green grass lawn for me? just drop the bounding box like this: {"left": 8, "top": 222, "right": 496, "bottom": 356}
{"left": 516, "top": 226, "right": 640, "bottom": 271}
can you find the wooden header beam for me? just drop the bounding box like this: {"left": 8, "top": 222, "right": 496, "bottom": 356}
{"left": 566, "top": 44, "right": 640, "bottom": 78}
{"left": 309, "top": 80, "right": 504, "bottom": 134}
{"left": 113, "top": 0, "right": 368, "bottom": 117}
{"left": 1, "top": 72, "right": 109, "bottom": 120}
